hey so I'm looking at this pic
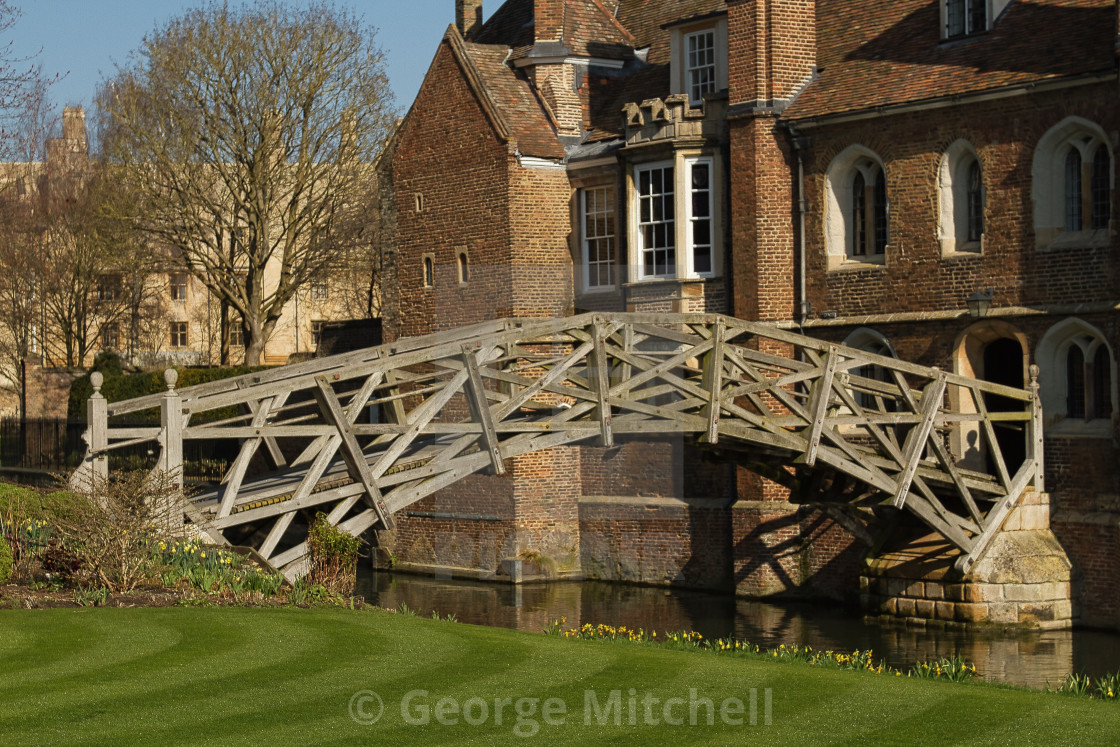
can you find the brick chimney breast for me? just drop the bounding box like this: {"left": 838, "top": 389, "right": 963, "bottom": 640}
{"left": 455, "top": 0, "right": 482, "bottom": 38}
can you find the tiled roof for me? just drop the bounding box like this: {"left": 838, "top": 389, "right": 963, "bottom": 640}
{"left": 461, "top": 41, "right": 566, "bottom": 158}
{"left": 477, "top": 0, "right": 635, "bottom": 61}
{"left": 473, "top": 0, "right": 535, "bottom": 48}
{"left": 455, "top": 0, "right": 728, "bottom": 148}
{"left": 785, "top": 0, "right": 1117, "bottom": 121}
{"left": 615, "top": 0, "right": 726, "bottom": 64}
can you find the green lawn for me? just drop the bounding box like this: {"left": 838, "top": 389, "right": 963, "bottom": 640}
{"left": 0, "top": 606, "right": 1116, "bottom": 745}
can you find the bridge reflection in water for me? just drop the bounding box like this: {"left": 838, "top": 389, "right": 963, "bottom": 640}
{"left": 357, "top": 570, "right": 1120, "bottom": 690}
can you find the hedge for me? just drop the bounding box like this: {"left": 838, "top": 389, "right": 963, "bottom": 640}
{"left": 68, "top": 352, "right": 269, "bottom": 422}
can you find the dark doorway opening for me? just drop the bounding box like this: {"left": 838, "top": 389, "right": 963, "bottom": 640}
{"left": 982, "top": 338, "right": 1026, "bottom": 476}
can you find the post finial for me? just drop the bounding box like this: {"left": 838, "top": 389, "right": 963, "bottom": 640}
{"left": 90, "top": 371, "right": 103, "bottom": 394}
{"left": 1029, "top": 364, "right": 1040, "bottom": 389}
{"left": 164, "top": 368, "right": 179, "bottom": 391}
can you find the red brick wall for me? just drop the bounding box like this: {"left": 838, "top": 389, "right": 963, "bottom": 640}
{"left": 733, "top": 502, "right": 864, "bottom": 600}
{"left": 384, "top": 41, "right": 514, "bottom": 342}
{"left": 24, "top": 365, "right": 79, "bottom": 419}
{"left": 729, "top": 116, "right": 796, "bottom": 321}
{"left": 798, "top": 84, "right": 1119, "bottom": 318}
{"left": 580, "top": 497, "right": 733, "bottom": 588}
{"left": 727, "top": 0, "right": 816, "bottom": 104}
{"left": 508, "top": 166, "right": 575, "bottom": 319}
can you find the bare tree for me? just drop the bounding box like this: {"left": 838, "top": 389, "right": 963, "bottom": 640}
{"left": 97, "top": 1, "right": 395, "bottom": 364}
{"left": 0, "top": 2, "right": 59, "bottom": 161}
{"left": 0, "top": 3, "right": 62, "bottom": 408}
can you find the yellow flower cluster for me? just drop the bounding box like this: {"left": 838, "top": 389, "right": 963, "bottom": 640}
{"left": 562, "top": 623, "right": 654, "bottom": 643}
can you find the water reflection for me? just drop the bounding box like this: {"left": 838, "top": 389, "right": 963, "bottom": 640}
{"left": 356, "top": 569, "right": 1120, "bottom": 690}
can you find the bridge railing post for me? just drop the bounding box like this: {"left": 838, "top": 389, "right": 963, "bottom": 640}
{"left": 70, "top": 371, "right": 108, "bottom": 490}
{"left": 1028, "top": 364, "right": 1044, "bottom": 493}
{"left": 158, "top": 369, "right": 183, "bottom": 489}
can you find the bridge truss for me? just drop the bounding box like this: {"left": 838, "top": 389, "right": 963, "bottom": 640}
{"left": 74, "top": 313, "right": 1042, "bottom": 579}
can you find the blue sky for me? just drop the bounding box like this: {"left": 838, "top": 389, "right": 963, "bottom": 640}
{"left": 10, "top": 1, "right": 497, "bottom": 115}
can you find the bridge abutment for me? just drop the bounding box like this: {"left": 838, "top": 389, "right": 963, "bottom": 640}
{"left": 862, "top": 491, "right": 1073, "bottom": 630}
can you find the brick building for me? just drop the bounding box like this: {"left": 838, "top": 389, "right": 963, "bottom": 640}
{"left": 379, "top": 0, "right": 1120, "bottom": 628}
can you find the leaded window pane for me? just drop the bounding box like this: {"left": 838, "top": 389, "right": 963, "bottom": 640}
{"left": 1067, "top": 345, "right": 1086, "bottom": 419}
{"left": 1091, "top": 144, "right": 1110, "bottom": 230}
{"left": 1065, "top": 148, "right": 1083, "bottom": 231}
{"left": 1093, "top": 347, "right": 1113, "bottom": 419}
{"left": 967, "top": 159, "right": 983, "bottom": 242}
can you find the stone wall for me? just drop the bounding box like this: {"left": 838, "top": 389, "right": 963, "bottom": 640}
{"left": 863, "top": 492, "right": 1073, "bottom": 630}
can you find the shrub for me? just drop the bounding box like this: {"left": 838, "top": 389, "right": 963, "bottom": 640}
{"left": 56, "top": 470, "right": 187, "bottom": 592}
{"left": 0, "top": 534, "right": 12, "bottom": 584}
{"left": 307, "top": 513, "right": 362, "bottom": 596}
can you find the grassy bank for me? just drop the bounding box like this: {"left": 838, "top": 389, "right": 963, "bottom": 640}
{"left": 0, "top": 606, "right": 1116, "bottom": 744}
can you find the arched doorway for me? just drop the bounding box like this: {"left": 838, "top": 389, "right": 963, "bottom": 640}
{"left": 951, "top": 321, "right": 1030, "bottom": 475}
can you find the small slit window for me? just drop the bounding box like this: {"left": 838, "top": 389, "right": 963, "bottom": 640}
{"left": 423, "top": 256, "right": 434, "bottom": 288}
{"left": 457, "top": 251, "right": 469, "bottom": 284}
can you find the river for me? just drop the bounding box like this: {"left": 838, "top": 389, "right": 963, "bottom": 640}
{"left": 356, "top": 569, "right": 1120, "bottom": 690}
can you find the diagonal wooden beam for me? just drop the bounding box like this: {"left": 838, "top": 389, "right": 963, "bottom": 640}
{"left": 892, "top": 374, "right": 947, "bottom": 509}
{"left": 313, "top": 376, "right": 395, "bottom": 530}
{"left": 258, "top": 512, "right": 296, "bottom": 560}
{"left": 701, "top": 318, "right": 725, "bottom": 444}
{"left": 291, "top": 373, "right": 385, "bottom": 467}
{"left": 246, "top": 398, "right": 287, "bottom": 468}
{"left": 217, "top": 392, "right": 290, "bottom": 519}
{"left": 461, "top": 344, "right": 506, "bottom": 475}
{"left": 802, "top": 346, "right": 839, "bottom": 466}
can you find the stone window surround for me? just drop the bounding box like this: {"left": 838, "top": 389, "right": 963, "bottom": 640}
{"left": 457, "top": 248, "right": 470, "bottom": 285}
{"left": 1036, "top": 317, "right": 1116, "bottom": 436}
{"left": 684, "top": 28, "right": 717, "bottom": 107}
{"left": 169, "top": 273, "right": 188, "bottom": 302}
{"left": 938, "top": 139, "right": 985, "bottom": 257}
{"left": 627, "top": 150, "right": 723, "bottom": 283}
{"left": 824, "top": 145, "right": 890, "bottom": 270}
{"left": 422, "top": 253, "right": 435, "bottom": 289}
{"left": 841, "top": 327, "right": 898, "bottom": 416}
{"left": 1032, "top": 116, "right": 1113, "bottom": 251}
{"left": 169, "top": 321, "right": 189, "bottom": 349}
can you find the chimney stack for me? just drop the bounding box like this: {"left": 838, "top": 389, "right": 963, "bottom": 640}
{"left": 534, "top": 0, "right": 563, "bottom": 43}
{"left": 456, "top": 0, "right": 482, "bottom": 38}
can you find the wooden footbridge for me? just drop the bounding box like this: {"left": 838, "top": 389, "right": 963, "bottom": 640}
{"left": 73, "top": 313, "right": 1042, "bottom": 581}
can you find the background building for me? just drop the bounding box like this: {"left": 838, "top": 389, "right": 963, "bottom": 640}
{"left": 378, "top": 0, "right": 1118, "bottom": 627}
{"left": 0, "top": 106, "right": 362, "bottom": 417}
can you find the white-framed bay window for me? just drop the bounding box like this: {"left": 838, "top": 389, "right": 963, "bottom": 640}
{"left": 631, "top": 153, "right": 721, "bottom": 281}
{"left": 580, "top": 185, "right": 616, "bottom": 291}
{"left": 636, "top": 161, "right": 676, "bottom": 278}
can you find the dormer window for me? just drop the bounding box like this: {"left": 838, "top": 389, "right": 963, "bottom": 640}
{"left": 945, "top": 0, "right": 985, "bottom": 37}
{"left": 942, "top": 0, "right": 1011, "bottom": 40}
{"left": 685, "top": 30, "right": 716, "bottom": 106}
{"left": 668, "top": 15, "right": 728, "bottom": 108}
